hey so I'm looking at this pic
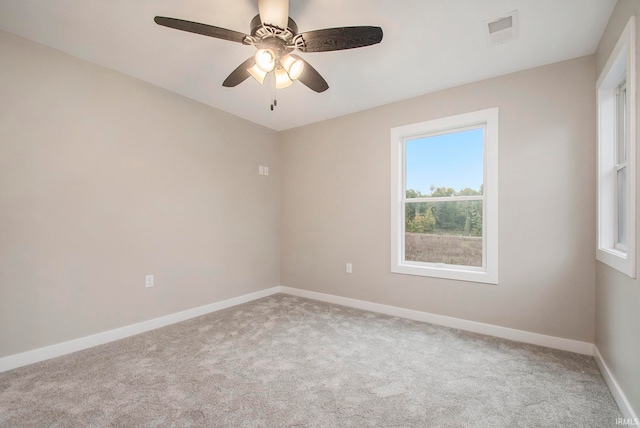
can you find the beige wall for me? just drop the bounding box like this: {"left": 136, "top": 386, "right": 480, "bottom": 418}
{"left": 595, "top": 0, "right": 640, "bottom": 415}
{"left": 280, "top": 55, "right": 597, "bottom": 343}
{"left": 0, "top": 30, "right": 280, "bottom": 357}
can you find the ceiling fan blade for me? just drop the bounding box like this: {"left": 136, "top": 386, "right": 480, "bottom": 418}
{"left": 293, "top": 56, "right": 329, "bottom": 93}
{"left": 297, "top": 26, "right": 383, "bottom": 52}
{"left": 154, "top": 17, "right": 249, "bottom": 44}
{"left": 222, "top": 57, "right": 256, "bottom": 87}
{"left": 258, "top": 0, "right": 289, "bottom": 29}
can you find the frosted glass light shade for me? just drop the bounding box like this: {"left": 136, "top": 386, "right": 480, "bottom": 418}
{"left": 254, "top": 48, "right": 276, "bottom": 72}
{"left": 275, "top": 68, "right": 293, "bottom": 88}
{"left": 248, "top": 64, "right": 268, "bottom": 84}
{"left": 281, "top": 54, "right": 304, "bottom": 80}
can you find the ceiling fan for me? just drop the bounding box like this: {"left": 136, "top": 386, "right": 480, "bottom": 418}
{"left": 154, "top": 0, "right": 383, "bottom": 103}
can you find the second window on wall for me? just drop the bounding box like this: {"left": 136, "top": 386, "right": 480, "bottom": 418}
{"left": 596, "top": 16, "right": 636, "bottom": 278}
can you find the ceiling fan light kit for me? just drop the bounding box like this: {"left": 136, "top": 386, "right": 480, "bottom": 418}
{"left": 249, "top": 48, "right": 304, "bottom": 87}
{"left": 154, "top": 0, "right": 383, "bottom": 108}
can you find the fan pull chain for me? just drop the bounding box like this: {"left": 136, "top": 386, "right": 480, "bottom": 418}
{"left": 270, "top": 72, "right": 277, "bottom": 111}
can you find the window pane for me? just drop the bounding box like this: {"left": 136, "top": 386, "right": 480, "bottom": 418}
{"left": 405, "top": 128, "right": 484, "bottom": 198}
{"left": 617, "top": 167, "right": 627, "bottom": 246}
{"left": 617, "top": 81, "right": 627, "bottom": 164}
{"left": 405, "top": 200, "right": 483, "bottom": 267}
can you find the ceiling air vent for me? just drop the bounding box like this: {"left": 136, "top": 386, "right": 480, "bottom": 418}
{"left": 485, "top": 11, "right": 518, "bottom": 46}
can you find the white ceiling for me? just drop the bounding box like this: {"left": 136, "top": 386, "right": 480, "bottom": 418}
{"left": 0, "top": 0, "right": 616, "bottom": 131}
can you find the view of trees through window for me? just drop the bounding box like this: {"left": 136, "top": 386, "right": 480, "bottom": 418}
{"left": 404, "top": 128, "right": 484, "bottom": 267}
{"left": 404, "top": 187, "right": 483, "bottom": 267}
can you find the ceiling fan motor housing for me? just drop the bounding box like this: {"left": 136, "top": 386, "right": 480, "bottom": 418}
{"left": 250, "top": 14, "right": 298, "bottom": 40}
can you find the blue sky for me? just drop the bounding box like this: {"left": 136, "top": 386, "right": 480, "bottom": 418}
{"left": 406, "top": 128, "right": 484, "bottom": 195}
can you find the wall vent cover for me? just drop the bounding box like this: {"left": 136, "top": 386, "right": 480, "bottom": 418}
{"left": 485, "top": 11, "right": 518, "bottom": 46}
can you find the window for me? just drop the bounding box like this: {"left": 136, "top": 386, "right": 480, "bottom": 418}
{"left": 596, "top": 16, "right": 636, "bottom": 278}
{"left": 390, "top": 108, "right": 499, "bottom": 284}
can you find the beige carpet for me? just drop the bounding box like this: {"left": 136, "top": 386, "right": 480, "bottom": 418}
{"left": 0, "top": 294, "right": 621, "bottom": 427}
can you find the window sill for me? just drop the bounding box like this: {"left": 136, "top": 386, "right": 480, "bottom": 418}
{"left": 596, "top": 247, "right": 636, "bottom": 278}
{"left": 391, "top": 263, "right": 498, "bottom": 284}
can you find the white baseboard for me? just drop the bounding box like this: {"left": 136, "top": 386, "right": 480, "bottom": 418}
{"left": 279, "top": 286, "right": 594, "bottom": 355}
{"left": 593, "top": 346, "right": 638, "bottom": 420}
{"left": 0, "top": 286, "right": 281, "bottom": 373}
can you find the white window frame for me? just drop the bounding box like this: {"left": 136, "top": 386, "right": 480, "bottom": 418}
{"left": 596, "top": 16, "right": 637, "bottom": 278}
{"left": 390, "top": 108, "right": 499, "bottom": 284}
